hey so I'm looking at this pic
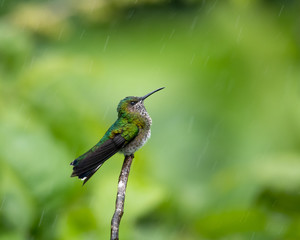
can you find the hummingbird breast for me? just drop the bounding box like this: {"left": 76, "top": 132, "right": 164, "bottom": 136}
{"left": 120, "top": 109, "right": 152, "bottom": 156}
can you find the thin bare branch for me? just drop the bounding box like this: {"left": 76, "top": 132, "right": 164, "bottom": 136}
{"left": 111, "top": 154, "right": 134, "bottom": 240}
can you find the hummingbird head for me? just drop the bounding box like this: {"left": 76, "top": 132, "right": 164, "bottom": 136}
{"left": 117, "top": 87, "right": 164, "bottom": 117}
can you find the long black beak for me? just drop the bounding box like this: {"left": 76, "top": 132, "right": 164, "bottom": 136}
{"left": 141, "top": 87, "right": 165, "bottom": 101}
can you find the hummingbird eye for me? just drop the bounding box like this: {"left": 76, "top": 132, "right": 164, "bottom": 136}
{"left": 130, "top": 101, "right": 136, "bottom": 106}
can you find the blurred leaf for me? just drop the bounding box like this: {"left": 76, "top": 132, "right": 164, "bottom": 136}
{"left": 0, "top": 23, "right": 33, "bottom": 74}
{"left": 195, "top": 208, "right": 266, "bottom": 238}
{"left": 8, "top": 3, "right": 72, "bottom": 39}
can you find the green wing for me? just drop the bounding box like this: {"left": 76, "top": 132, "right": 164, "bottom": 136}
{"left": 70, "top": 118, "right": 139, "bottom": 185}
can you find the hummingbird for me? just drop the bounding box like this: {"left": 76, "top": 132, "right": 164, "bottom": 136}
{"left": 70, "top": 87, "right": 164, "bottom": 185}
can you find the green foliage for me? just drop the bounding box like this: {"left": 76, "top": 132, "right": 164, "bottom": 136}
{"left": 1, "top": 1, "right": 300, "bottom": 239}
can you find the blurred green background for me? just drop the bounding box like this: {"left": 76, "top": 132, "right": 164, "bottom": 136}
{"left": 1, "top": 0, "right": 300, "bottom": 239}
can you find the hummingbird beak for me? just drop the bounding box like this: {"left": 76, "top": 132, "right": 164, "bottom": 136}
{"left": 140, "top": 87, "right": 165, "bottom": 101}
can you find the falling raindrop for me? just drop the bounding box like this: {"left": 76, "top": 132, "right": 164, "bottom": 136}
{"left": 127, "top": 9, "right": 135, "bottom": 20}
{"left": 80, "top": 30, "right": 86, "bottom": 40}
{"left": 58, "top": 27, "right": 64, "bottom": 40}
{"left": 204, "top": 56, "right": 210, "bottom": 66}
{"left": 236, "top": 27, "right": 243, "bottom": 43}
{"left": 190, "top": 16, "right": 198, "bottom": 31}
{"left": 196, "top": 138, "right": 211, "bottom": 167}
{"left": 278, "top": 5, "right": 284, "bottom": 17}
{"left": 169, "top": 29, "right": 175, "bottom": 39}
{"left": 240, "top": 211, "right": 250, "bottom": 222}
{"left": 38, "top": 209, "right": 45, "bottom": 227}
{"left": 271, "top": 199, "right": 277, "bottom": 207}
{"left": 160, "top": 44, "right": 166, "bottom": 54}
{"left": 103, "top": 35, "right": 110, "bottom": 52}
{"left": 207, "top": 0, "right": 218, "bottom": 14}
{"left": 52, "top": 214, "right": 58, "bottom": 230}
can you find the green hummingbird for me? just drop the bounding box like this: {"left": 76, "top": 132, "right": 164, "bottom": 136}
{"left": 70, "top": 87, "right": 164, "bottom": 185}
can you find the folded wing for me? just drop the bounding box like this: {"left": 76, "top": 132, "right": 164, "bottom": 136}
{"left": 70, "top": 134, "right": 126, "bottom": 185}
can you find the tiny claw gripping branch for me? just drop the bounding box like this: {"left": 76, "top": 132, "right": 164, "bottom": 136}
{"left": 110, "top": 154, "right": 134, "bottom": 240}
